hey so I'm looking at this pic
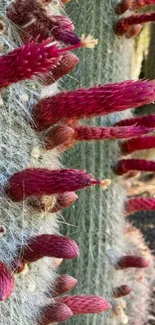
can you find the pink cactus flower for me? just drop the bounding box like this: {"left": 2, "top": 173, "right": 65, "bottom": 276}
{"left": 38, "top": 302, "right": 73, "bottom": 324}
{"left": 115, "top": 12, "right": 155, "bottom": 35}
{"left": 114, "top": 159, "right": 155, "bottom": 175}
{"left": 125, "top": 197, "right": 155, "bottom": 214}
{"left": 113, "top": 285, "right": 132, "bottom": 298}
{"left": 22, "top": 234, "right": 79, "bottom": 262}
{"left": 116, "top": 255, "right": 149, "bottom": 269}
{"left": 31, "top": 80, "right": 155, "bottom": 131}
{"left": 121, "top": 136, "right": 155, "bottom": 154}
{"left": 115, "top": 0, "right": 133, "bottom": 15}
{"left": 57, "top": 295, "right": 111, "bottom": 314}
{"left": 4, "top": 168, "right": 103, "bottom": 201}
{"left": 115, "top": 114, "right": 155, "bottom": 128}
{"left": 53, "top": 274, "right": 78, "bottom": 296}
{"left": 0, "top": 262, "right": 14, "bottom": 301}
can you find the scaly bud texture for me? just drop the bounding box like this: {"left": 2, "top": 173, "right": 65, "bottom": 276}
{"left": 32, "top": 80, "right": 155, "bottom": 131}
{"left": 57, "top": 295, "right": 111, "bottom": 314}
{"left": 38, "top": 302, "right": 73, "bottom": 324}
{"left": 53, "top": 274, "right": 78, "bottom": 296}
{"left": 0, "top": 262, "right": 14, "bottom": 301}
{"left": 50, "top": 192, "right": 78, "bottom": 213}
{"left": 5, "top": 168, "right": 102, "bottom": 201}
{"left": 113, "top": 285, "right": 132, "bottom": 298}
{"left": 125, "top": 197, "right": 155, "bottom": 214}
{"left": 115, "top": 13, "right": 155, "bottom": 35}
{"left": 132, "top": 0, "right": 155, "bottom": 8}
{"left": 22, "top": 234, "right": 79, "bottom": 262}
{"left": 116, "top": 255, "right": 149, "bottom": 269}
{"left": 115, "top": 113, "right": 155, "bottom": 128}
{"left": 121, "top": 135, "right": 155, "bottom": 154}
{"left": 115, "top": 0, "right": 133, "bottom": 14}
{"left": 114, "top": 159, "right": 155, "bottom": 175}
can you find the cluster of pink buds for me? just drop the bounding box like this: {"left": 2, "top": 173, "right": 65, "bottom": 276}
{"left": 114, "top": 0, "right": 155, "bottom": 37}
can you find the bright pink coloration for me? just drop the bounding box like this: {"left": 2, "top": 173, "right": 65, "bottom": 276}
{"left": 22, "top": 234, "right": 79, "bottom": 262}
{"left": 115, "top": 13, "right": 155, "bottom": 35}
{"left": 57, "top": 295, "right": 111, "bottom": 314}
{"left": 50, "top": 192, "right": 78, "bottom": 213}
{"left": 73, "top": 125, "right": 152, "bottom": 141}
{"left": 5, "top": 168, "right": 101, "bottom": 201}
{"left": 114, "top": 159, "right": 155, "bottom": 175}
{"left": 6, "top": 0, "right": 46, "bottom": 26}
{"left": 116, "top": 255, "right": 149, "bottom": 269}
{"left": 115, "top": 0, "right": 133, "bottom": 14}
{"left": 44, "top": 125, "right": 75, "bottom": 150}
{"left": 38, "top": 302, "right": 73, "bottom": 324}
{"left": 53, "top": 274, "right": 78, "bottom": 296}
{"left": 132, "top": 0, "right": 155, "bottom": 9}
{"left": 31, "top": 80, "right": 155, "bottom": 131}
{"left": 115, "top": 114, "right": 155, "bottom": 128}
{"left": 126, "top": 24, "right": 142, "bottom": 38}
{"left": 125, "top": 197, "right": 155, "bottom": 214}
{"left": 0, "top": 262, "right": 14, "bottom": 301}
{"left": 21, "top": 15, "right": 80, "bottom": 45}
{"left": 41, "top": 52, "right": 79, "bottom": 85}
{"left": 113, "top": 285, "right": 132, "bottom": 298}
{"left": 121, "top": 136, "right": 155, "bottom": 154}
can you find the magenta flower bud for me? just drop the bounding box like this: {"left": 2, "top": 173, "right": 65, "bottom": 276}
{"left": 126, "top": 24, "right": 142, "bottom": 39}
{"left": 121, "top": 136, "right": 155, "bottom": 155}
{"left": 4, "top": 168, "right": 103, "bottom": 202}
{"left": 73, "top": 124, "right": 152, "bottom": 141}
{"left": 115, "top": 13, "right": 155, "bottom": 35}
{"left": 114, "top": 159, "right": 155, "bottom": 175}
{"left": 125, "top": 197, "right": 155, "bottom": 214}
{"left": 115, "top": 114, "right": 155, "bottom": 128}
{"left": 0, "top": 262, "right": 14, "bottom": 301}
{"left": 57, "top": 295, "right": 111, "bottom": 314}
{"left": 6, "top": 0, "right": 46, "bottom": 26}
{"left": 53, "top": 274, "right": 78, "bottom": 296}
{"left": 11, "top": 259, "right": 26, "bottom": 273}
{"left": 41, "top": 52, "right": 79, "bottom": 86}
{"left": 115, "top": 0, "right": 133, "bottom": 14}
{"left": 44, "top": 125, "right": 75, "bottom": 150}
{"left": 31, "top": 80, "right": 155, "bottom": 131}
{"left": 113, "top": 285, "right": 132, "bottom": 298}
{"left": 38, "top": 302, "right": 73, "bottom": 324}
{"left": 116, "top": 255, "right": 149, "bottom": 269}
{"left": 22, "top": 234, "right": 79, "bottom": 262}
{"left": 132, "top": 0, "right": 155, "bottom": 9}
{"left": 50, "top": 192, "right": 78, "bottom": 213}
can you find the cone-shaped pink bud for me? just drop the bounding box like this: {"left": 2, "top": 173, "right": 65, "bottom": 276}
{"left": 114, "top": 159, "right": 155, "bottom": 175}
{"left": 115, "top": 13, "right": 155, "bottom": 35}
{"left": 132, "top": 0, "right": 155, "bottom": 9}
{"left": 113, "top": 285, "right": 132, "bottom": 298}
{"left": 31, "top": 80, "right": 155, "bottom": 131}
{"left": 6, "top": 0, "right": 46, "bottom": 26}
{"left": 116, "top": 255, "right": 149, "bottom": 269}
{"left": 57, "top": 295, "right": 111, "bottom": 314}
{"left": 126, "top": 24, "right": 142, "bottom": 38}
{"left": 53, "top": 274, "right": 78, "bottom": 296}
{"left": 38, "top": 302, "right": 73, "bottom": 324}
{"left": 115, "top": 114, "right": 155, "bottom": 128}
{"left": 41, "top": 52, "right": 79, "bottom": 85}
{"left": 73, "top": 125, "right": 152, "bottom": 141}
{"left": 0, "top": 262, "right": 14, "bottom": 301}
{"left": 22, "top": 234, "right": 79, "bottom": 262}
{"left": 5, "top": 168, "right": 102, "bottom": 202}
{"left": 115, "top": 0, "right": 133, "bottom": 14}
{"left": 44, "top": 125, "right": 75, "bottom": 150}
{"left": 125, "top": 197, "right": 155, "bottom": 214}
{"left": 50, "top": 192, "right": 78, "bottom": 213}
{"left": 121, "top": 136, "right": 155, "bottom": 155}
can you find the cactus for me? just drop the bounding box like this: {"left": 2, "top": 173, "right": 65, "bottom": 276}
{"left": 0, "top": 0, "right": 154, "bottom": 325}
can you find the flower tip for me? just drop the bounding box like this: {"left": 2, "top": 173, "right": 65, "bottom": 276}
{"left": 81, "top": 35, "right": 98, "bottom": 48}
{"left": 100, "top": 179, "right": 111, "bottom": 188}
